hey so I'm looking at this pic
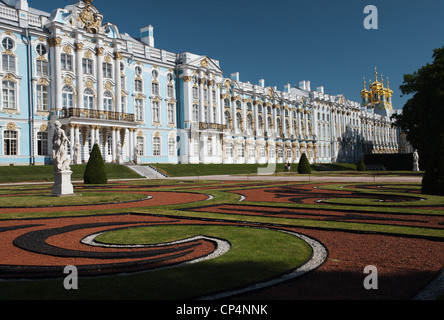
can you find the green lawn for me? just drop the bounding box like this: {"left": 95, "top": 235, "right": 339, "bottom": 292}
{"left": 148, "top": 162, "right": 359, "bottom": 177}
{"left": 0, "top": 164, "right": 142, "bottom": 183}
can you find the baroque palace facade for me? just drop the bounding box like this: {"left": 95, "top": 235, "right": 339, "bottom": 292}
{"left": 0, "top": 0, "right": 407, "bottom": 167}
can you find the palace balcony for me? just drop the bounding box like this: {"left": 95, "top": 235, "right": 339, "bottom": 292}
{"left": 60, "top": 108, "right": 135, "bottom": 122}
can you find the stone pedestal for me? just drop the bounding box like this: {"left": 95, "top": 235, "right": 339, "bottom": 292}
{"left": 53, "top": 170, "right": 74, "bottom": 196}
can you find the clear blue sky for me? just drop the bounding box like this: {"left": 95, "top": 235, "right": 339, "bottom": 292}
{"left": 36, "top": 0, "right": 444, "bottom": 110}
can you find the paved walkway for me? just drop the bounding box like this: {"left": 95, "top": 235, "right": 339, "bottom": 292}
{"left": 165, "top": 174, "right": 423, "bottom": 183}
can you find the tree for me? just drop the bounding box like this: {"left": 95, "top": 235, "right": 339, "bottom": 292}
{"left": 421, "top": 133, "right": 444, "bottom": 196}
{"left": 297, "top": 153, "right": 311, "bottom": 174}
{"left": 357, "top": 157, "right": 366, "bottom": 171}
{"left": 83, "top": 143, "right": 108, "bottom": 184}
{"left": 393, "top": 46, "right": 444, "bottom": 157}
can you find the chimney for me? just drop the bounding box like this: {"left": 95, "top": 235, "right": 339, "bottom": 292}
{"left": 140, "top": 25, "right": 154, "bottom": 47}
{"left": 230, "top": 72, "right": 239, "bottom": 81}
{"left": 316, "top": 86, "right": 324, "bottom": 93}
{"left": 299, "top": 81, "right": 307, "bottom": 90}
{"left": 259, "top": 79, "right": 265, "bottom": 87}
{"left": 284, "top": 84, "right": 291, "bottom": 92}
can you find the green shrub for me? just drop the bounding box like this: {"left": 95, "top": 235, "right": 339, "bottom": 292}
{"left": 357, "top": 157, "right": 366, "bottom": 171}
{"left": 422, "top": 133, "right": 444, "bottom": 195}
{"left": 83, "top": 143, "right": 108, "bottom": 184}
{"left": 297, "top": 153, "right": 311, "bottom": 174}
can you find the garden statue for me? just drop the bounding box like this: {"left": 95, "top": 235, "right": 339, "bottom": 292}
{"left": 52, "top": 120, "right": 74, "bottom": 196}
{"left": 413, "top": 150, "right": 420, "bottom": 172}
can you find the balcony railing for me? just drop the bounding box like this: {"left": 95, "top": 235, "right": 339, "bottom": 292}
{"left": 61, "top": 108, "right": 135, "bottom": 122}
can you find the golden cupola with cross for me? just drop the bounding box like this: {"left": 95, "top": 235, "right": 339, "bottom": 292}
{"left": 361, "top": 67, "right": 393, "bottom": 115}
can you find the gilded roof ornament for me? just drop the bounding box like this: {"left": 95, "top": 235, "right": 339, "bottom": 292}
{"left": 79, "top": 0, "right": 102, "bottom": 34}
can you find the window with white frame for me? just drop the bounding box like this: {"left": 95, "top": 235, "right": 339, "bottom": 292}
{"left": 224, "top": 111, "right": 231, "bottom": 129}
{"left": 36, "top": 84, "right": 48, "bottom": 111}
{"left": 61, "top": 54, "right": 73, "bottom": 71}
{"left": 103, "top": 91, "right": 114, "bottom": 111}
{"left": 238, "top": 145, "right": 245, "bottom": 158}
{"left": 137, "top": 136, "right": 144, "bottom": 156}
{"left": 36, "top": 43, "right": 47, "bottom": 56}
{"left": 37, "top": 131, "right": 48, "bottom": 156}
{"left": 102, "top": 62, "right": 112, "bottom": 78}
{"left": 192, "top": 104, "right": 199, "bottom": 122}
{"left": 2, "top": 37, "right": 15, "bottom": 72}
{"left": 3, "top": 130, "right": 17, "bottom": 155}
{"left": 2, "top": 80, "right": 16, "bottom": 109}
{"left": 246, "top": 114, "right": 253, "bottom": 130}
{"left": 135, "top": 79, "right": 143, "bottom": 92}
{"left": 168, "top": 137, "right": 176, "bottom": 156}
{"left": 167, "top": 85, "right": 174, "bottom": 98}
{"left": 135, "top": 98, "right": 143, "bottom": 121}
{"left": 36, "top": 60, "right": 48, "bottom": 76}
{"left": 226, "top": 144, "right": 233, "bottom": 157}
{"left": 151, "top": 82, "right": 159, "bottom": 96}
{"left": 121, "top": 96, "right": 127, "bottom": 113}
{"left": 153, "top": 136, "right": 161, "bottom": 156}
{"left": 2, "top": 37, "right": 14, "bottom": 50}
{"left": 192, "top": 86, "right": 198, "bottom": 99}
{"left": 236, "top": 112, "right": 242, "bottom": 130}
{"left": 84, "top": 88, "right": 95, "bottom": 109}
{"left": 2, "top": 53, "right": 15, "bottom": 72}
{"left": 167, "top": 103, "right": 175, "bottom": 124}
{"left": 152, "top": 101, "right": 160, "bottom": 123}
{"left": 62, "top": 85, "right": 74, "bottom": 109}
{"left": 82, "top": 58, "right": 93, "bottom": 74}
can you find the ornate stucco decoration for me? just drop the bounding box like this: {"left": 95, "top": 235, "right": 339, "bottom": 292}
{"left": 79, "top": 0, "right": 102, "bottom": 34}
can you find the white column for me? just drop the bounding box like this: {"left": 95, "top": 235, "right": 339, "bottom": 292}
{"left": 75, "top": 42, "right": 84, "bottom": 109}
{"left": 90, "top": 126, "right": 95, "bottom": 148}
{"left": 215, "top": 83, "right": 221, "bottom": 124}
{"left": 70, "top": 124, "right": 75, "bottom": 160}
{"left": 96, "top": 47, "right": 104, "bottom": 111}
{"left": 112, "top": 127, "right": 117, "bottom": 162}
{"left": 50, "top": 37, "right": 63, "bottom": 110}
{"left": 115, "top": 51, "right": 122, "bottom": 113}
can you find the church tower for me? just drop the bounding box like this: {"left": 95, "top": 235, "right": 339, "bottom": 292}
{"left": 361, "top": 67, "right": 393, "bottom": 116}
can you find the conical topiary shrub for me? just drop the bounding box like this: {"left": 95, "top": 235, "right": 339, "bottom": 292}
{"left": 357, "top": 157, "right": 366, "bottom": 171}
{"left": 297, "top": 153, "right": 312, "bottom": 174}
{"left": 422, "top": 133, "right": 444, "bottom": 195}
{"left": 83, "top": 143, "right": 108, "bottom": 184}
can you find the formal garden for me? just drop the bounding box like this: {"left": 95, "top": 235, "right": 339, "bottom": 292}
{"left": 0, "top": 159, "right": 442, "bottom": 300}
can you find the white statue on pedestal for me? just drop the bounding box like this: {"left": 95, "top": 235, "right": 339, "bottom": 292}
{"left": 52, "top": 120, "right": 71, "bottom": 172}
{"left": 52, "top": 121, "right": 74, "bottom": 196}
{"left": 413, "top": 150, "right": 420, "bottom": 172}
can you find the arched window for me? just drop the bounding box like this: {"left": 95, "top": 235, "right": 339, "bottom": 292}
{"left": 246, "top": 113, "right": 253, "bottom": 130}
{"left": 103, "top": 91, "right": 113, "bottom": 111}
{"left": 224, "top": 111, "right": 231, "bottom": 129}
{"left": 258, "top": 115, "right": 263, "bottom": 130}
{"left": 84, "top": 88, "right": 94, "bottom": 109}
{"left": 62, "top": 85, "right": 74, "bottom": 109}
{"left": 236, "top": 112, "right": 242, "bottom": 130}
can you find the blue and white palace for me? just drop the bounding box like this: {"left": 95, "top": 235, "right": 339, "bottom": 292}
{"left": 0, "top": 0, "right": 410, "bottom": 166}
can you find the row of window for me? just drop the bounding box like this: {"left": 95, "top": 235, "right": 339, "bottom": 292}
{"left": 1, "top": 129, "right": 177, "bottom": 158}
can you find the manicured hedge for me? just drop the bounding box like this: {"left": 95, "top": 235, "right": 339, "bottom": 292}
{"left": 83, "top": 143, "right": 108, "bottom": 184}
{"left": 297, "top": 153, "right": 312, "bottom": 174}
{"left": 363, "top": 153, "right": 415, "bottom": 171}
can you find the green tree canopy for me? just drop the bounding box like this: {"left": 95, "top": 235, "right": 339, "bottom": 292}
{"left": 297, "top": 153, "right": 311, "bottom": 174}
{"left": 83, "top": 143, "right": 108, "bottom": 184}
{"left": 393, "top": 46, "right": 444, "bottom": 155}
